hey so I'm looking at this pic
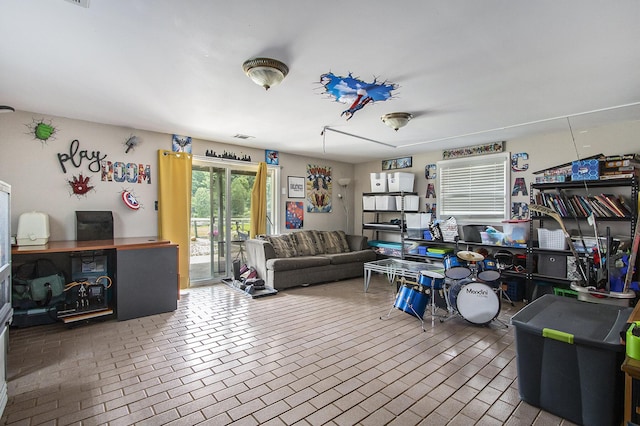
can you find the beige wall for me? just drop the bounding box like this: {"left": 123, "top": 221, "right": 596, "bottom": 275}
{"left": 354, "top": 119, "right": 640, "bottom": 236}
{"left": 0, "top": 110, "right": 355, "bottom": 241}
{"left": 2, "top": 109, "right": 638, "bottom": 242}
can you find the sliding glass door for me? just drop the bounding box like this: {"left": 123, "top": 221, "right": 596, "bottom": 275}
{"left": 190, "top": 159, "right": 277, "bottom": 285}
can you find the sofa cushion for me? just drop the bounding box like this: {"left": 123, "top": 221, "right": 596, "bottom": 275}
{"left": 319, "top": 230, "right": 350, "bottom": 254}
{"left": 266, "top": 255, "right": 331, "bottom": 272}
{"left": 265, "top": 234, "right": 297, "bottom": 258}
{"left": 323, "top": 250, "right": 377, "bottom": 265}
{"left": 290, "top": 230, "right": 324, "bottom": 256}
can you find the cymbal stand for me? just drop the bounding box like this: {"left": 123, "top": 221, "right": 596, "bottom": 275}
{"left": 438, "top": 278, "right": 460, "bottom": 323}
{"left": 495, "top": 268, "right": 515, "bottom": 307}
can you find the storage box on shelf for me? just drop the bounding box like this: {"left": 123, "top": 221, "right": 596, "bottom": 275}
{"left": 370, "top": 172, "right": 387, "bottom": 192}
{"left": 387, "top": 172, "right": 415, "bottom": 192}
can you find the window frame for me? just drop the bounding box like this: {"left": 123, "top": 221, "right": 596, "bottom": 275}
{"left": 436, "top": 152, "right": 511, "bottom": 224}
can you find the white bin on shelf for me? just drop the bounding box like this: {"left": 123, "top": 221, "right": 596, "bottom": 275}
{"left": 370, "top": 172, "right": 387, "bottom": 192}
{"left": 537, "top": 228, "right": 568, "bottom": 250}
{"left": 396, "top": 195, "right": 419, "bottom": 211}
{"left": 362, "top": 196, "right": 376, "bottom": 210}
{"left": 387, "top": 172, "right": 415, "bottom": 192}
{"left": 375, "top": 195, "right": 396, "bottom": 211}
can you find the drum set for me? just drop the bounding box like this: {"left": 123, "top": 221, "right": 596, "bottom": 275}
{"left": 382, "top": 250, "right": 510, "bottom": 330}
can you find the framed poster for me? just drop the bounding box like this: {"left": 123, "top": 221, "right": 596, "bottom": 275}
{"left": 382, "top": 156, "right": 412, "bottom": 170}
{"left": 265, "top": 149, "right": 279, "bottom": 165}
{"left": 287, "top": 176, "right": 305, "bottom": 198}
{"left": 286, "top": 201, "right": 304, "bottom": 229}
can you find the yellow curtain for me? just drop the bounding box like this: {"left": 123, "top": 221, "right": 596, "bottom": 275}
{"left": 158, "top": 150, "right": 192, "bottom": 289}
{"left": 250, "top": 162, "right": 268, "bottom": 238}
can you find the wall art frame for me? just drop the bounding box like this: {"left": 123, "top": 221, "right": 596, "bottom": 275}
{"left": 382, "top": 156, "right": 412, "bottom": 170}
{"left": 287, "top": 176, "right": 305, "bottom": 198}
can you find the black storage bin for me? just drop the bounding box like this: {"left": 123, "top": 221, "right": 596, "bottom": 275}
{"left": 537, "top": 253, "right": 567, "bottom": 278}
{"left": 511, "top": 294, "right": 632, "bottom": 426}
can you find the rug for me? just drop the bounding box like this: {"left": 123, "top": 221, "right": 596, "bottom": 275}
{"left": 221, "top": 278, "right": 279, "bottom": 299}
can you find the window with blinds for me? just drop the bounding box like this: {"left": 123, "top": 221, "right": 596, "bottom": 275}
{"left": 437, "top": 152, "right": 510, "bottom": 220}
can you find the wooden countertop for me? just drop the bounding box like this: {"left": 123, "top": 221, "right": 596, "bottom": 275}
{"left": 11, "top": 237, "right": 175, "bottom": 254}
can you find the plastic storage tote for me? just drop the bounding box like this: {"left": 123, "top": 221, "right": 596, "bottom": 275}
{"left": 510, "top": 294, "right": 632, "bottom": 426}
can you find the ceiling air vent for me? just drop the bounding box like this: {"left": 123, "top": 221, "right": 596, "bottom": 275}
{"left": 64, "top": 0, "right": 90, "bottom": 8}
{"left": 233, "top": 134, "right": 254, "bottom": 140}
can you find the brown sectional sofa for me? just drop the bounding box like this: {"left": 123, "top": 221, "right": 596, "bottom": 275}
{"left": 244, "top": 230, "right": 376, "bottom": 290}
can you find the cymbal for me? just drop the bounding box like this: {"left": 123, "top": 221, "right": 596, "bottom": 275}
{"left": 457, "top": 250, "right": 484, "bottom": 262}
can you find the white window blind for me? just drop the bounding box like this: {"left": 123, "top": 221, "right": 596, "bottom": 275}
{"left": 437, "top": 153, "right": 510, "bottom": 220}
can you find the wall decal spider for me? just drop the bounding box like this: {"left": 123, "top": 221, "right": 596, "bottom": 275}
{"left": 68, "top": 174, "right": 94, "bottom": 195}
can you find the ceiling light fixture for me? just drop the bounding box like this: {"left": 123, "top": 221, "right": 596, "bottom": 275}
{"left": 242, "top": 58, "right": 289, "bottom": 90}
{"left": 381, "top": 112, "right": 413, "bottom": 131}
{"left": 0, "top": 106, "right": 15, "bottom": 113}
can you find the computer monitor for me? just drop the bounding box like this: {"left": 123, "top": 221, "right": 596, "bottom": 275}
{"left": 75, "top": 211, "right": 114, "bottom": 241}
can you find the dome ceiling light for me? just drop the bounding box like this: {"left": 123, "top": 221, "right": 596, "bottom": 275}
{"left": 242, "top": 58, "right": 289, "bottom": 90}
{"left": 381, "top": 112, "right": 413, "bottom": 131}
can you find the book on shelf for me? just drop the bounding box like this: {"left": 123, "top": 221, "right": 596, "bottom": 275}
{"left": 599, "top": 172, "right": 637, "bottom": 180}
{"left": 602, "top": 153, "right": 640, "bottom": 162}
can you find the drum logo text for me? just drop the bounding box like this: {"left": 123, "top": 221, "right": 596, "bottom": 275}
{"left": 465, "top": 287, "right": 488, "bottom": 297}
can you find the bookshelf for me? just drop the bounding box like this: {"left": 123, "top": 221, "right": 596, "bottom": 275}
{"left": 527, "top": 177, "right": 638, "bottom": 293}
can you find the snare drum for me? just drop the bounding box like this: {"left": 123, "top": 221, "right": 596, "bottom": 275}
{"left": 477, "top": 258, "right": 501, "bottom": 282}
{"left": 443, "top": 254, "right": 471, "bottom": 280}
{"left": 449, "top": 280, "right": 500, "bottom": 324}
{"left": 394, "top": 283, "right": 429, "bottom": 319}
{"left": 418, "top": 270, "right": 445, "bottom": 290}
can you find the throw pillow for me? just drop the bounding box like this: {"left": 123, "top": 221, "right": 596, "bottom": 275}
{"left": 290, "top": 230, "right": 324, "bottom": 256}
{"left": 320, "top": 230, "right": 350, "bottom": 254}
{"left": 266, "top": 234, "right": 297, "bottom": 258}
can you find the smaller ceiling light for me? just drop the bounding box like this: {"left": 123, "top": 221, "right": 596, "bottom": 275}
{"left": 242, "top": 58, "right": 289, "bottom": 90}
{"left": 381, "top": 112, "right": 413, "bottom": 131}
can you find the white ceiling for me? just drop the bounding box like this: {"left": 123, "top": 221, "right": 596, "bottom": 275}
{"left": 1, "top": 1, "right": 639, "bottom": 163}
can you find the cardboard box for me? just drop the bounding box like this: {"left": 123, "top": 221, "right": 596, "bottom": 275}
{"left": 571, "top": 159, "right": 599, "bottom": 181}
{"left": 370, "top": 172, "right": 387, "bottom": 192}
{"left": 387, "top": 172, "right": 415, "bottom": 192}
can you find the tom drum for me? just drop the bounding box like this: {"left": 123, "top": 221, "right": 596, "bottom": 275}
{"left": 477, "top": 258, "right": 501, "bottom": 282}
{"left": 443, "top": 254, "right": 471, "bottom": 280}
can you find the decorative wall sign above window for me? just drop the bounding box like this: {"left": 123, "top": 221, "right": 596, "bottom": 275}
{"left": 442, "top": 141, "right": 505, "bottom": 160}
{"left": 320, "top": 72, "right": 397, "bottom": 120}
